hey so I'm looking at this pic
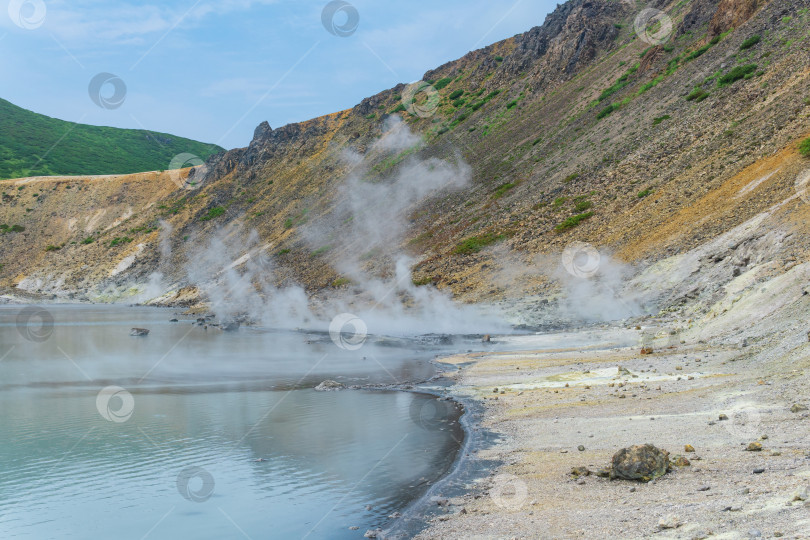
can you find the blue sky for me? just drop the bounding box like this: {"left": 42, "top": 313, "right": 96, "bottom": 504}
{"left": 0, "top": 0, "right": 556, "bottom": 150}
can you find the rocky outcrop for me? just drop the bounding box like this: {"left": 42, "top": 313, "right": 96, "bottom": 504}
{"left": 709, "top": 0, "right": 766, "bottom": 35}
{"left": 610, "top": 444, "right": 670, "bottom": 482}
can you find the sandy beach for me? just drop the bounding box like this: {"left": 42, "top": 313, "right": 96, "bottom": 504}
{"left": 414, "top": 291, "right": 810, "bottom": 538}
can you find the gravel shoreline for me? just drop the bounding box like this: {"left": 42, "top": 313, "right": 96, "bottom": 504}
{"left": 412, "top": 308, "right": 810, "bottom": 539}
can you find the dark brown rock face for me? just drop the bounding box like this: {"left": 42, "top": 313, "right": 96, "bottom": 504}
{"left": 611, "top": 444, "right": 670, "bottom": 482}
{"left": 709, "top": 0, "right": 765, "bottom": 35}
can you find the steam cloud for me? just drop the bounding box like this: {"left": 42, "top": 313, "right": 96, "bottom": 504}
{"left": 168, "top": 117, "right": 502, "bottom": 335}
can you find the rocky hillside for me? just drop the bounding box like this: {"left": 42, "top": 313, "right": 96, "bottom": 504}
{"left": 1, "top": 0, "right": 809, "bottom": 321}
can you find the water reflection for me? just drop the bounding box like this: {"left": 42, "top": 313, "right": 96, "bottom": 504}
{"left": 0, "top": 306, "right": 463, "bottom": 539}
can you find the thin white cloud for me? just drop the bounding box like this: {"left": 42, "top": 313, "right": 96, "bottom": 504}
{"left": 2, "top": 0, "right": 281, "bottom": 46}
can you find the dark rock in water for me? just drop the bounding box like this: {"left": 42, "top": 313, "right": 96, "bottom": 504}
{"left": 130, "top": 328, "right": 150, "bottom": 337}
{"left": 314, "top": 380, "right": 345, "bottom": 391}
{"left": 221, "top": 321, "right": 240, "bottom": 332}
{"left": 196, "top": 318, "right": 206, "bottom": 325}
{"left": 611, "top": 444, "right": 670, "bottom": 482}
{"left": 169, "top": 318, "right": 179, "bottom": 322}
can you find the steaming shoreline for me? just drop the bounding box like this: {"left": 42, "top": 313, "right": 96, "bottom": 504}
{"left": 411, "top": 318, "right": 810, "bottom": 539}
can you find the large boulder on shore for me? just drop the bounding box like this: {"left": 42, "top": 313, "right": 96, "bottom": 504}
{"left": 611, "top": 444, "right": 670, "bottom": 482}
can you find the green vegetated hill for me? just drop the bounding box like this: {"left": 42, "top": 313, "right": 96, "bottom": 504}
{"left": 1, "top": 0, "right": 810, "bottom": 307}
{"left": 0, "top": 98, "right": 225, "bottom": 180}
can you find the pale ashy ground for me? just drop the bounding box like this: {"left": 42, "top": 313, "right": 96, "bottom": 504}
{"left": 414, "top": 264, "right": 810, "bottom": 539}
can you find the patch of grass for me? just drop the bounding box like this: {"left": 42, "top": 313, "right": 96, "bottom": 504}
{"left": 740, "top": 34, "right": 761, "bottom": 50}
{"left": 276, "top": 248, "right": 291, "bottom": 256}
{"left": 200, "top": 206, "right": 225, "bottom": 221}
{"left": 0, "top": 224, "right": 24, "bottom": 234}
{"left": 332, "top": 277, "right": 350, "bottom": 287}
{"left": 448, "top": 90, "right": 464, "bottom": 100}
{"left": 283, "top": 218, "right": 294, "bottom": 229}
{"left": 390, "top": 103, "right": 406, "bottom": 113}
{"left": 110, "top": 236, "right": 133, "bottom": 247}
{"left": 686, "top": 87, "right": 710, "bottom": 102}
{"left": 311, "top": 245, "right": 331, "bottom": 257}
{"left": 365, "top": 113, "right": 376, "bottom": 120}
{"left": 684, "top": 36, "right": 720, "bottom": 62}
{"left": 412, "top": 276, "right": 434, "bottom": 287}
{"left": 492, "top": 182, "right": 516, "bottom": 199}
{"left": 555, "top": 211, "right": 594, "bottom": 232}
{"left": 799, "top": 137, "right": 810, "bottom": 158}
{"left": 44, "top": 245, "right": 61, "bottom": 252}
{"left": 652, "top": 114, "right": 671, "bottom": 125}
{"left": 563, "top": 173, "right": 580, "bottom": 183}
{"left": 574, "top": 199, "right": 592, "bottom": 212}
{"left": 494, "top": 56, "right": 504, "bottom": 62}
{"left": 453, "top": 232, "right": 507, "bottom": 254}
{"left": 717, "top": 64, "right": 757, "bottom": 87}
{"left": 598, "top": 63, "right": 639, "bottom": 102}
{"left": 552, "top": 196, "right": 568, "bottom": 209}
{"left": 469, "top": 90, "right": 501, "bottom": 111}
{"left": 597, "top": 103, "right": 619, "bottom": 119}
{"left": 433, "top": 77, "right": 453, "bottom": 91}
{"left": 638, "top": 188, "right": 653, "bottom": 198}
{"left": 506, "top": 100, "right": 518, "bottom": 109}
{"left": 81, "top": 236, "right": 95, "bottom": 245}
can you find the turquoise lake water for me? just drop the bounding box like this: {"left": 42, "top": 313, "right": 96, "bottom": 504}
{"left": 0, "top": 306, "right": 465, "bottom": 539}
